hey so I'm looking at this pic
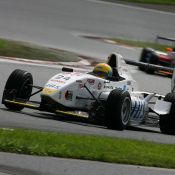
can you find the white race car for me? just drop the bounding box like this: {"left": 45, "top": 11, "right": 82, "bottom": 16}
{"left": 2, "top": 54, "right": 175, "bottom": 135}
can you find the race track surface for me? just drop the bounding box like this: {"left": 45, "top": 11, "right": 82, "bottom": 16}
{"left": 1, "top": 152, "right": 175, "bottom": 175}
{"left": 0, "top": 0, "right": 175, "bottom": 59}
{"left": 0, "top": 0, "right": 175, "bottom": 174}
{"left": 0, "top": 62, "right": 175, "bottom": 175}
{"left": 0, "top": 61, "right": 174, "bottom": 144}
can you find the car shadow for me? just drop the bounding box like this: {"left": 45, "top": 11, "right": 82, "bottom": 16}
{"left": 0, "top": 107, "right": 161, "bottom": 134}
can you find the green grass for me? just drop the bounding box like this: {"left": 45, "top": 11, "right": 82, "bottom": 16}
{"left": 0, "top": 37, "right": 172, "bottom": 62}
{"left": 109, "top": 38, "right": 174, "bottom": 51}
{"left": 1, "top": 128, "right": 175, "bottom": 169}
{"left": 106, "top": 0, "right": 175, "bottom": 5}
{"left": 0, "top": 38, "right": 80, "bottom": 62}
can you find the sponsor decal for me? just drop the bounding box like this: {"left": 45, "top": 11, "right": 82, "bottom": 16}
{"left": 50, "top": 79, "right": 58, "bottom": 83}
{"left": 104, "top": 85, "right": 113, "bottom": 89}
{"left": 127, "top": 81, "right": 131, "bottom": 85}
{"left": 98, "top": 82, "right": 102, "bottom": 90}
{"left": 65, "top": 90, "right": 73, "bottom": 101}
{"left": 46, "top": 83, "right": 60, "bottom": 90}
{"left": 54, "top": 75, "right": 71, "bottom": 81}
{"left": 131, "top": 100, "right": 144, "bottom": 119}
{"left": 71, "top": 72, "right": 82, "bottom": 76}
{"left": 79, "top": 84, "right": 84, "bottom": 89}
{"left": 56, "top": 80, "right": 65, "bottom": 84}
{"left": 87, "top": 79, "right": 95, "bottom": 85}
{"left": 42, "top": 88, "right": 57, "bottom": 95}
{"left": 122, "top": 85, "right": 128, "bottom": 91}
{"left": 50, "top": 79, "right": 66, "bottom": 84}
{"left": 55, "top": 75, "right": 64, "bottom": 79}
{"left": 76, "top": 80, "right": 83, "bottom": 83}
{"left": 63, "top": 77, "right": 70, "bottom": 80}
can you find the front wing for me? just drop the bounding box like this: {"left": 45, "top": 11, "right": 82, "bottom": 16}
{"left": 3, "top": 99, "right": 88, "bottom": 119}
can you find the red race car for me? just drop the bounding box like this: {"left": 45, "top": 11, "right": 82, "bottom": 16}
{"left": 139, "top": 47, "right": 175, "bottom": 76}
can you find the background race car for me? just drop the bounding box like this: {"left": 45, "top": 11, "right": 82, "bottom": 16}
{"left": 139, "top": 47, "right": 175, "bottom": 75}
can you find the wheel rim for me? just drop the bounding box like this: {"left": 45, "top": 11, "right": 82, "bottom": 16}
{"left": 18, "top": 78, "right": 32, "bottom": 99}
{"left": 121, "top": 97, "right": 131, "bottom": 125}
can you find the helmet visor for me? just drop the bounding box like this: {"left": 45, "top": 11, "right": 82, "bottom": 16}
{"left": 93, "top": 70, "right": 107, "bottom": 78}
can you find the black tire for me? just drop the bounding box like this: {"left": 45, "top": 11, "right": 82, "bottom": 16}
{"left": 2, "top": 69, "right": 33, "bottom": 111}
{"left": 159, "top": 93, "right": 175, "bottom": 135}
{"left": 105, "top": 89, "right": 131, "bottom": 130}
{"left": 139, "top": 48, "right": 159, "bottom": 74}
{"left": 139, "top": 48, "right": 152, "bottom": 70}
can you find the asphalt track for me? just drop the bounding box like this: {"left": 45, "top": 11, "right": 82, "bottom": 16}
{"left": 0, "top": 60, "right": 173, "bottom": 144}
{"left": 0, "top": 0, "right": 175, "bottom": 59}
{"left": 0, "top": 60, "right": 175, "bottom": 175}
{"left": 0, "top": 0, "right": 175, "bottom": 174}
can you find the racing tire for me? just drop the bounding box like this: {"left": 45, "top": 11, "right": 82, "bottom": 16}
{"left": 139, "top": 48, "right": 158, "bottom": 74}
{"left": 159, "top": 93, "right": 175, "bottom": 135}
{"left": 105, "top": 89, "right": 131, "bottom": 130}
{"left": 139, "top": 48, "right": 152, "bottom": 70}
{"left": 2, "top": 69, "right": 33, "bottom": 111}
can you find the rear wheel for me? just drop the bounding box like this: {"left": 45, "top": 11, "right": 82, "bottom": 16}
{"left": 105, "top": 89, "right": 131, "bottom": 130}
{"left": 2, "top": 69, "right": 33, "bottom": 111}
{"left": 139, "top": 48, "right": 159, "bottom": 74}
{"left": 159, "top": 93, "right": 175, "bottom": 135}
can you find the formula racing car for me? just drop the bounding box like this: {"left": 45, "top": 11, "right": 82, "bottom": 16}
{"left": 139, "top": 47, "right": 175, "bottom": 76}
{"left": 2, "top": 54, "right": 175, "bottom": 135}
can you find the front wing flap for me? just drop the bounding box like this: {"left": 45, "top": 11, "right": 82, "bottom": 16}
{"left": 3, "top": 99, "right": 88, "bottom": 119}
{"left": 153, "top": 99, "right": 172, "bottom": 115}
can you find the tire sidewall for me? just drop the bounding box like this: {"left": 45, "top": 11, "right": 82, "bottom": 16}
{"left": 160, "top": 93, "right": 175, "bottom": 134}
{"left": 105, "top": 89, "right": 131, "bottom": 130}
{"left": 2, "top": 69, "right": 33, "bottom": 111}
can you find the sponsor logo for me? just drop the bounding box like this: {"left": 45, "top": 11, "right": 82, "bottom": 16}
{"left": 79, "top": 84, "right": 84, "bottom": 89}
{"left": 54, "top": 75, "right": 71, "bottom": 81}
{"left": 63, "top": 77, "right": 70, "bottom": 80}
{"left": 127, "top": 81, "right": 131, "bottom": 85}
{"left": 42, "top": 88, "right": 57, "bottom": 95}
{"left": 98, "top": 82, "right": 102, "bottom": 90}
{"left": 87, "top": 79, "right": 95, "bottom": 85}
{"left": 104, "top": 85, "right": 113, "bottom": 89}
{"left": 123, "top": 85, "right": 128, "bottom": 91}
{"left": 46, "top": 83, "right": 60, "bottom": 90}
{"left": 55, "top": 75, "right": 64, "bottom": 79}
{"left": 65, "top": 90, "right": 73, "bottom": 101}
{"left": 71, "top": 72, "right": 82, "bottom": 76}
{"left": 76, "top": 80, "right": 83, "bottom": 83}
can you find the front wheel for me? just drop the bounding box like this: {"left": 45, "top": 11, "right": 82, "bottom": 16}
{"left": 159, "top": 93, "right": 175, "bottom": 135}
{"left": 105, "top": 89, "right": 131, "bottom": 130}
{"left": 2, "top": 69, "right": 33, "bottom": 111}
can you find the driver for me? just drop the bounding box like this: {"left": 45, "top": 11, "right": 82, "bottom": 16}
{"left": 92, "top": 63, "right": 112, "bottom": 79}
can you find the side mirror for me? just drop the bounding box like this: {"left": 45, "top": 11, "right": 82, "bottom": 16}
{"left": 62, "top": 67, "right": 73, "bottom": 72}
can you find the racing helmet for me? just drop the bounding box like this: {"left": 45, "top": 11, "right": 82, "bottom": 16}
{"left": 93, "top": 63, "right": 112, "bottom": 78}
